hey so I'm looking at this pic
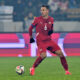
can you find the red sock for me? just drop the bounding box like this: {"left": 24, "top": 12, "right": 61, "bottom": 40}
{"left": 60, "top": 56, "right": 68, "bottom": 71}
{"left": 33, "top": 56, "right": 44, "bottom": 68}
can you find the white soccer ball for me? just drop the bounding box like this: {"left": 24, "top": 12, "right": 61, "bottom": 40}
{"left": 16, "top": 65, "right": 24, "bottom": 75}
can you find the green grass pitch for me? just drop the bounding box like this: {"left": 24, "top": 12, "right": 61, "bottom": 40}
{"left": 0, "top": 57, "right": 80, "bottom": 80}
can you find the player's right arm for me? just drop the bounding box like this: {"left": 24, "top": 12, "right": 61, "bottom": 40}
{"left": 29, "top": 17, "right": 38, "bottom": 43}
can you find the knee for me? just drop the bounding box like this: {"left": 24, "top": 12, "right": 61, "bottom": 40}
{"left": 55, "top": 50, "right": 64, "bottom": 57}
{"left": 40, "top": 52, "right": 47, "bottom": 59}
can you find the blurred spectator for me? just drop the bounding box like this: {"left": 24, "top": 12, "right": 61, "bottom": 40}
{"left": 23, "top": 16, "right": 28, "bottom": 31}
{"left": 28, "top": 12, "right": 34, "bottom": 19}
{"left": 1, "top": 0, "right": 80, "bottom": 21}
{"left": 48, "top": 0, "right": 60, "bottom": 13}
{"left": 28, "top": 1, "right": 32, "bottom": 7}
{"left": 0, "top": 1, "right": 5, "bottom": 6}
{"left": 59, "top": 0, "right": 68, "bottom": 12}
{"left": 69, "top": 0, "right": 78, "bottom": 8}
{"left": 13, "top": 0, "right": 25, "bottom": 21}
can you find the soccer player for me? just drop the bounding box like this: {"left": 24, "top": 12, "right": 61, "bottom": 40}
{"left": 29, "top": 5, "right": 71, "bottom": 76}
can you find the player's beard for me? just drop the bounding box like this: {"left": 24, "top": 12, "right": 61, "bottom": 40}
{"left": 42, "top": 14, "right": 48, "bottom": 19}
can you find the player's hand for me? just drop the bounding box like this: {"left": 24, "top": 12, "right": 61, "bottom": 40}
{"left": 30, "top": 38, "right": 35, "bottom": 43}
{"left": 48, "top": 30, "right": 53, "bottom": 35}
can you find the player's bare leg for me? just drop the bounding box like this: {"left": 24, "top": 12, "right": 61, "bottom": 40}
{"left": 55, "top": 50, "right": 71, "bottom": 75}
{"left": 30, "top": 52, "right": 46, "bottom": 76}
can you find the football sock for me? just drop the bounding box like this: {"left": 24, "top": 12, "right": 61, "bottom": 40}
{"left": 33, "top": 56, "right": 44, "bottom": 68}
{"left": 60, "top": 56, "right": 68, "bottom": 71}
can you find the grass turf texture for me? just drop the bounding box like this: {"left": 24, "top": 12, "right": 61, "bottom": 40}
{"left": 0, "top": 57, "right": 80, "bottom": 80}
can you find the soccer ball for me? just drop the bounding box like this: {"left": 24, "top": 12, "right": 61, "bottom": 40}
{"left": 16, "top": 65, "right": 24, "bottom": 75}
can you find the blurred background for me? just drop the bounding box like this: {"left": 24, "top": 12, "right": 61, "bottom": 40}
{"left": 0, "top": 0, "right": 80, "bottom": 57}
{"left": 0, "top": 1, "right": 80, "bottom": 79}
{"left": 0, "top": 0, "right": 80, "bottom": 32}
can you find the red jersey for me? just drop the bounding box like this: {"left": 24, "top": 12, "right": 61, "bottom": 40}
{"left": 29, "top": 16, "right": 54, "bottom": 42}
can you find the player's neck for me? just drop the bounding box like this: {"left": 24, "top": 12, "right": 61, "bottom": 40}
{"left": 42, "top": 15, "right": 49, "bottom": 19}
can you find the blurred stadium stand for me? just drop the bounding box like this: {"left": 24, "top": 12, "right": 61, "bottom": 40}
{"left": 0, "top": 0, "right": 80, "bottom": 32}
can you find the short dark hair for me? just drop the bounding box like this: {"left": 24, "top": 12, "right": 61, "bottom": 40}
{"left": 41, "top": 4, "right": 49, "bottom": 10}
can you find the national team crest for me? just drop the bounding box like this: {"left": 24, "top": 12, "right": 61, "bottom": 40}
{"left": 49, "top": 22, "right": 51, "bottom": 24}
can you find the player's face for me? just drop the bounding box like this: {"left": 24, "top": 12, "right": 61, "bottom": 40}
{"left": 40, "top": 7, "right": 49, "bottom": 17}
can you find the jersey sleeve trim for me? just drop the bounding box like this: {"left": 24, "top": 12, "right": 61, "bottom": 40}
{"left": 31, "top": 24, "right": 36, "bottom": 28}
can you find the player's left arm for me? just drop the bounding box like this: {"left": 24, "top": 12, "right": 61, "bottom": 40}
{"left": 48, "top": 18, "right": 54, "bottom": 35}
